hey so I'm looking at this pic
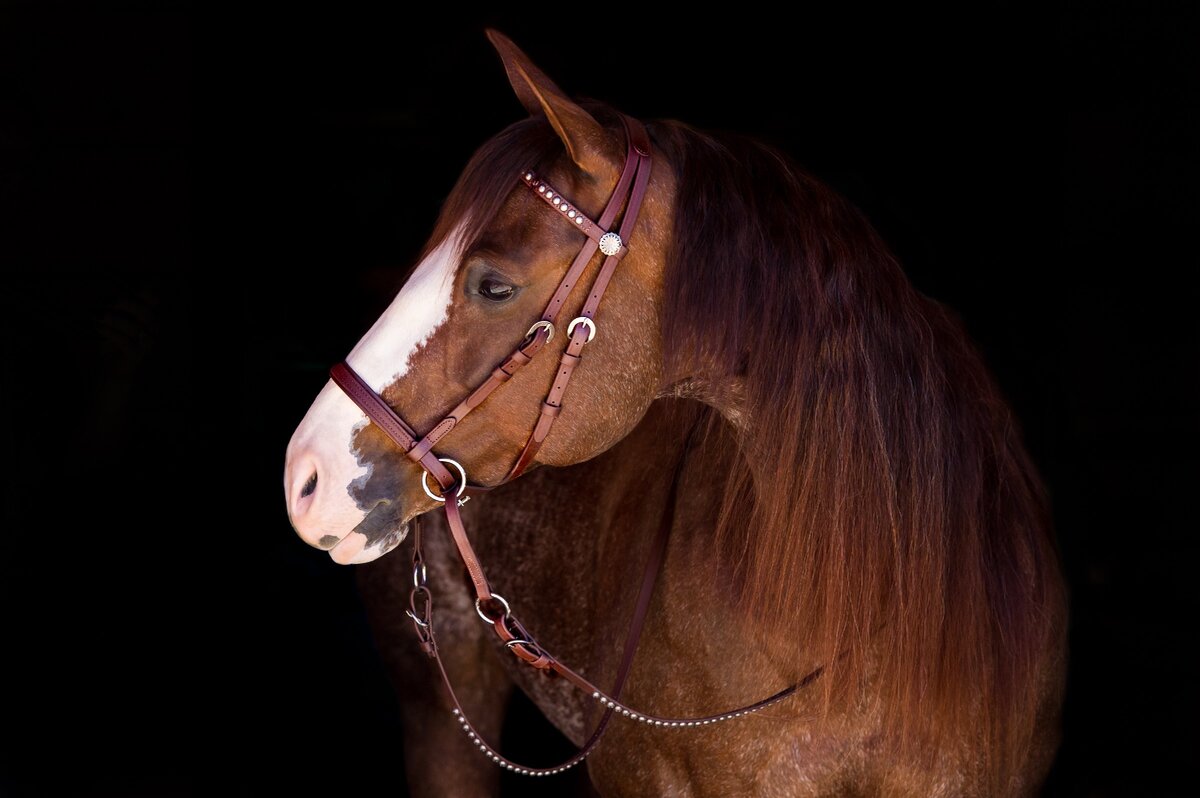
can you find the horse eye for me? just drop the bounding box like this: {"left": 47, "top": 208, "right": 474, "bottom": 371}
{"left": 478, "top": 277, "right": 515, "bottom": 302}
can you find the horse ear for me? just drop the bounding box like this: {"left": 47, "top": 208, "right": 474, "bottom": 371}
{"left": 486, "top": 29, "right": 611, "bottom": 176}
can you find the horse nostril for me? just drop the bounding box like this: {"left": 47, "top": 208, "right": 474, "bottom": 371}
{"left": 300, "top": 471, "right": 318, "bottom": 499}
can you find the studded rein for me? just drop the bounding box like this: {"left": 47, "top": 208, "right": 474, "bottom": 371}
{"left": 329, "top": 117, "right": 798, "bottom": 777}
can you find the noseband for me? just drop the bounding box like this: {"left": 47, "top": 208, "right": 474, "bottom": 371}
{"left": 329, "top": 116, "right": 798, "bottom": 777}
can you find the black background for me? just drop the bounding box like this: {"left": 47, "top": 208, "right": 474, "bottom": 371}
{"left": 2, "top": 2, "right": 1196, "bottom": 796}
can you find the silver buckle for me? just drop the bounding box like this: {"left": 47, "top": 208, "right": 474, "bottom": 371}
{"left": 566, "top": 316, "right": 596, "bottom": 343}
{"left": 525, "top": 320, "right": 555, "bottom": 343}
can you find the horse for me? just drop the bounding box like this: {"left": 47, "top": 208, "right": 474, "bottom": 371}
{"left": 283, "top": 30, "right": 1067, "bottom": 797}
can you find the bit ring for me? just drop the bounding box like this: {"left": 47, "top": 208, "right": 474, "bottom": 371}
{"left": 421, "top": 458, "right": 468, "bottom": 502}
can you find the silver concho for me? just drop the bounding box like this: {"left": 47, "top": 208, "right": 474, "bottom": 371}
{"left": 598, "top": 232, "right": 622, "bottom": 257}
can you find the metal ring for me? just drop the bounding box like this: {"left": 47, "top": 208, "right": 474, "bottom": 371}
{"left": 412, "top": 561, "right": 427, "bottom": 588}
{"left": 567, "top": 316, "right": 596, "bottom": 343}
{"left": 525, "top": 320, "right": 554, "bottom": 343}
{"left": 405, "top": 609, "right": 428, "bottom": 629}
{"left": 421, "top": 458, "right": 468, "bottom": 502}
{"left": 475, "top": 593, "right": 511, "bottom": 624}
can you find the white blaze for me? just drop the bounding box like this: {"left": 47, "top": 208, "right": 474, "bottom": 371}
{"left": 285, "top": 229, "right": 464, "bottom": 563}
{"left": 348, "top": 231, "right": 463, "bottom": 390}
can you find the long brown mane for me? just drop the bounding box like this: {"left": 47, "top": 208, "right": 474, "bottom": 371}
{"left": 425, "top": 108, "right": 1063, "bottom": 790}
{"left": 654, "top": 121, "right": 1064, "bottom": 788}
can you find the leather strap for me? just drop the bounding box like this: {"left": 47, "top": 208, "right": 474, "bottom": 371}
{"left": 330, "top": 361, "right": 417, "bottom": 450}
{"left": 523, "top": 173, "right": 629, "bottom": 258}
{"left": 505, "top": 130, "right": 655, "bottom": 480}
{"left": 441, "top": 495, "right": 493, "bottom": 601}
{"left": 527, "top": 118, "right": 642, "bottom": 328}
{"left": 330, "top": 362, "right": 455, "bottom": 490}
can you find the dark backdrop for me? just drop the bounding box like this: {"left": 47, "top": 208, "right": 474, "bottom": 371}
{"left": 2, "top": 3, "right": 1195, "bottom": 796}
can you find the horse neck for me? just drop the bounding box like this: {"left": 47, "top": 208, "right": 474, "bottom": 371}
{"left": 480, "top": 398, "right": 728, "bottom": 611}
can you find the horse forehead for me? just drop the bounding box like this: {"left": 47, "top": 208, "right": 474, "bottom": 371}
{"left": 345, "top": 229, "right": 464, "bottom": 392}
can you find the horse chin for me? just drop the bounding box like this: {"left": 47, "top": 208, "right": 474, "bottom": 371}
{"left": 327, "top": 521, "right": 410, "bottom": 565}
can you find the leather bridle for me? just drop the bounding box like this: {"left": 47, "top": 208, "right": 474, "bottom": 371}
{"left": 329, "top": 116, "right": 799, "bottom": 777}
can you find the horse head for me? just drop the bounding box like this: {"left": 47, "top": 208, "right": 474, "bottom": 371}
{"left": 285, "top": 32, "right": 672, "bottom": 564}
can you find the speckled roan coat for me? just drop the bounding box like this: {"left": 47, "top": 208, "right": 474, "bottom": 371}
{"left": 350, "top": 31, "right": 1066, "bottom": 798}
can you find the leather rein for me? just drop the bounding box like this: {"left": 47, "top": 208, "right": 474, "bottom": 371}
{"left": 329, "top": 116, "right": 796, "bottom": 777}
